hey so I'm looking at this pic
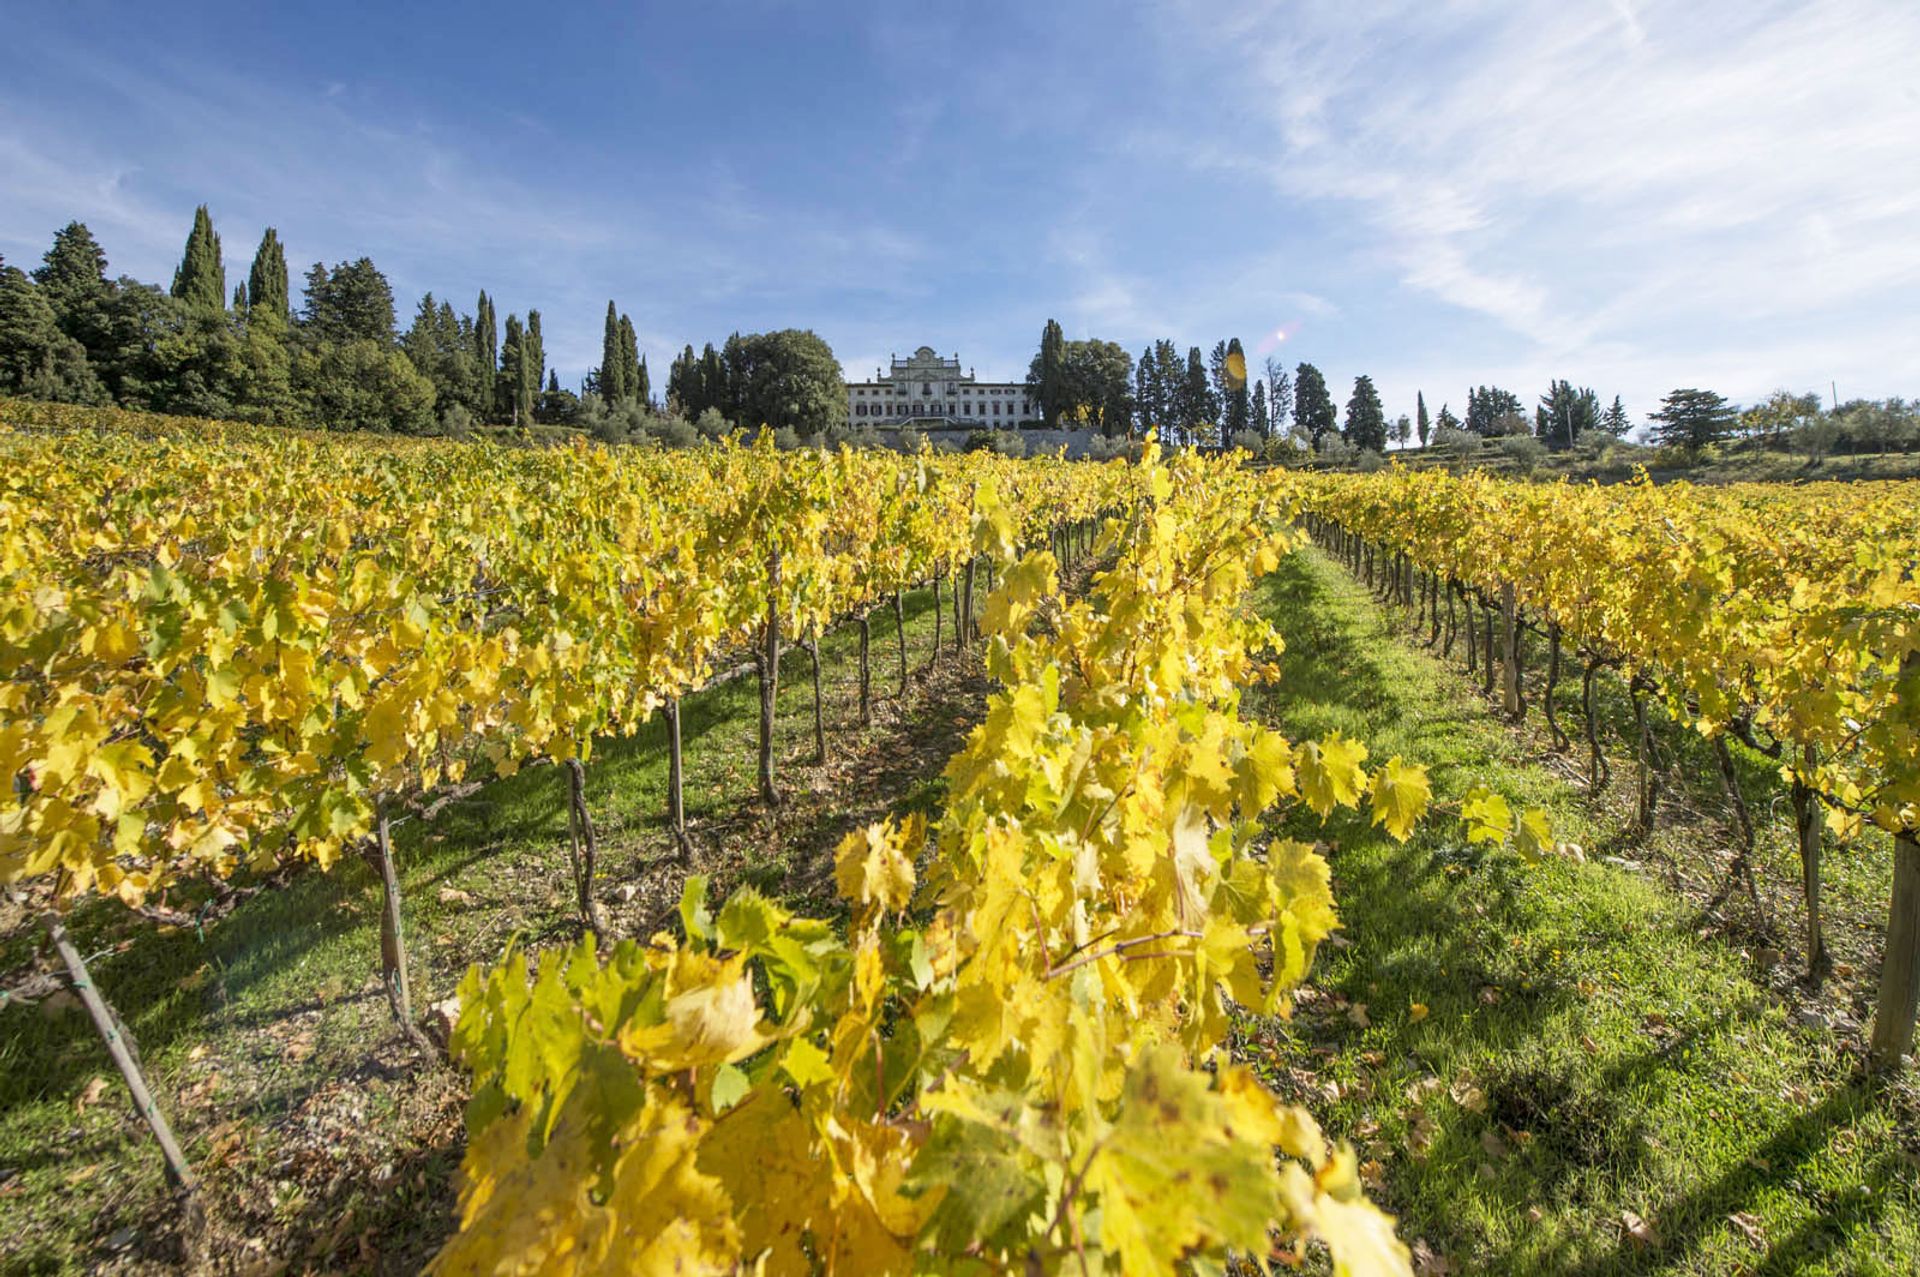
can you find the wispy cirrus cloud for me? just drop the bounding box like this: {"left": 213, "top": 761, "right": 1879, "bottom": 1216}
{"left": 1160, "top": 0, "right": 1920, "bottom": 408}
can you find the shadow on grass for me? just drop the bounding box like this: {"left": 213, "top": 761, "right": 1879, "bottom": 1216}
{"left": 1245, "top": 547, "right": 1916, "bottom": 1276}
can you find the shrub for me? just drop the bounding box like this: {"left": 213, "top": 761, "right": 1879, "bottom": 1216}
{"left": 1499, "top": 435, "right": 1547, "bottom": 473}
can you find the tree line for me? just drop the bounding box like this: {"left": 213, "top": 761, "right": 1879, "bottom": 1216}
{"left": 0, "top": 207, "right": 854, "bottom": 441}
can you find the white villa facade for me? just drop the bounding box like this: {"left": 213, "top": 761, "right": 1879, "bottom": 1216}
{"left": 846, "top": 346, "right": 1037, "bottom": 428}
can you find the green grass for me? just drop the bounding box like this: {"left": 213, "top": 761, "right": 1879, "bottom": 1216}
{"left": 0, "top": 582, "right": 977, "bottom": 1273}
{"left": 1243, "top": 548, "right": 1920, "bottom": 1276}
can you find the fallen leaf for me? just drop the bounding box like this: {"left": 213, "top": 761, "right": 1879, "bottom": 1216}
{"left": 1405, "top": 1076, "right": 1444, "bottom": 1104}
{"left": 1728, "top": 1212, "right": 1766, "bottom": 1248}
{"left": 1450, "top": 1076, "right": 1487, "bottom": 1113}
{"left": 1622, "top": 1210, "right": 1659, "bottom": 1248}
{"left": 1347, "top": 1002, "right": 1372, "bottom": 1028}
{"left": 1525, "top": 1206, "right": 1544, "bottom": 1223}
{"left": 1480, "top": 1129, "right": 1508, "bottom": 1159}
{"left": 436, "top": 886, "right": 475, "bottom": 906}
{"left": 76, "top": 1076, "right": 110, "bottom": 1111}
{"left": 1359, "top": 1158, "right": 1386, "bottom": 1186}
{"left": 1579, "top": 1034, "right": 1602, "bottom": 1057}
{"left": 1478, "top": 985, "right": 1502, "bottom": 1006}
{"left": 1409, "top": 1002, "right": 1429, "bottom": 1023}
{"left": 1410, "top": 1239, "right": 1452, "bottom": 1276}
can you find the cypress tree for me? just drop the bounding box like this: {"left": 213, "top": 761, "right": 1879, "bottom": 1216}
{"left": 500, "top": 313, "right": 533, "bottom": 426}
{"left": 636, "top": 354, "right": 651, "bottom": 408}
{"left": 1344, "top": 374, "right": 1387, "bottom": 452}
{"left": 698, "top": 343, "right": 724, "bottom": 416}
{"left": 1416, "top": 391, "right": 1430, "bottom": 446}
{"left": 1251, "top": 378, "right": 1270, "bottom": 439}
{"left": 1293, "top": 363, "right": 1337, "bottom": 449}
{"left": 1182, "top": 346, "right": 1216, "bottom": 448}
{"left": 599, "top": 302, "right": 626, "bottom": 402}
{"left": 248, "top": 228, "right": 289, "bottom": 327}
{"left": 526, "top": 310, "right": 545, "bottom": 400}
{"left": 1224, "top": 336, "right": 1250, "bottom": 437}
{"left": 618, "top": 316, "right": 641, "bottom": 406}
{"left": 474, "top": 292, "right": 498, "bottom": 419}
{"left": 170, "top": 205, "right": 226, "bottom": 310}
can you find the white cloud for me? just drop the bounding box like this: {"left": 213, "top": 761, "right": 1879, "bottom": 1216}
{"left": 1169, "top": 0, "right": 1920, "bottom": 404}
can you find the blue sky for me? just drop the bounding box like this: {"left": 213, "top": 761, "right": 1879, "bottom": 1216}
{"left": 4, "top": 0, "right": 1916, "bottom": 428}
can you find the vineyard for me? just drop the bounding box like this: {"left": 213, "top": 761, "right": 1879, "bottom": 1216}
{"left": 2, "top": 400, "right": 1918, "bottom": 1274}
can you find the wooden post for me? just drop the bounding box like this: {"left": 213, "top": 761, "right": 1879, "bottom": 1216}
{"left": 758, "top": 548, "right": 781, "bottom": 806}
{"left": 1872, "top": 652, "right": 1920, "bottom": 1069}
{"left": 961, "top": 556, "right": 977, "bottom": 650}
{"left": 665, "top": 696, "right": 690, "bottom": 863}
{"left": 806, "top": 636, "right": 826, "bottom": 764}
{"left": 892, "top": 590, "right": 908, "bottom": 695}
{"left": 369, "top": 805, "right": 432, "bottom": 1053}
{"left": 932, "top": 571, "right": 943, "bottom": 664}
{"left": 1872, "top": 827, "right": 1920, "bottom": 1070}
{"left": 1464, "top": 592, "right": 1478, "bottom": 673}
{"left": 1481, "top": 602, "right": 1497, "bottom": 698}
{"left": 1543, "top": 622, "right": 1570, "bottom": 751}
{"left": 1583, "top": 656, "right": 1611, "bottom": 793}
{"left": 1712, "top": 735, "right": 1762, "bottom": 918}
{"left": 1791, "top": 749, "right": 1828, "bottom": 983}
{"left": 44, "top": 912, "right": 203, "bottom": 1209}
{"left": 564, "top": 758, "right": 609, "bottom": 942}
{"left": 1631, "top": 678, "right": 1661, "bottom": 837}
{"left": 857, "top": 613, "right": 872, "bottom": 726}
{"left": 1500, "top": 581, "right": 1522, "bottom": 718}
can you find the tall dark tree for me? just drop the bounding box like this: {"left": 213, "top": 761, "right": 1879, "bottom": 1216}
{"left": 33, "top": 222, "right": 113, "bottom": 360}
{"left": 599, "top": 301, "right": 628, "bottom": 402}
{"left": 1292, "top": 362, "right": 1336, "bottom": 449}
{"left": 472, "top": 291, "right": 498, "bottom": 417}
{"left": 402, "top": 293, "right": 480, "bottom": 419}
{"left": 728, "top": 328, "right": 845, "bottom": 436}
{"left": 300, "top": 259, "right": 396, "bottom": 347}
{"left": 1222, "top": 337, "right": 1250, "bottom": 438}
{"left": 1265, "top": 359, "right": 1292, "bottom": 436}
{"left": 1027, "top": 319, "right": 1067, "bottom": 425}
{"left": 1344, "top": 374, "right": 1387, "bottom": 452}
{"left": 1601, "top": 395, "right": 1631, "bottom": 437}
{"left": 721, "top": 332, "right": 746, "bottom": 421}
{"left": 1416, "top": 391, "right": 1430, "bottom": 447}
{"left": 1152, "top": 340, "right": 1181, "bottom": 439}
{"left": 668, "top": 344, "right": 698, "bottom": 413}
{"left": 1058, "top": 339, "right": 1133, "bottom": 435}
{"left": 170, "top": 205, "right": 225, "bottom": 310}
{"left": 1180, "top": 346, "right": 1218, "bottom": 448}
{"left": 1251, "top": 378, "right": 1270, "bottom": 439}
{"left": 1535, "top": 380, "right": 1599, "bottom": 448}
{"left": 526, "top": 310, "right": 545, "bottom": 404}
{"left": 618, "top": 316, "right": 641, "bottom": 407}
{"left": 247, "top": 229, "right": 289, "bottom": 327}
{"left": 636, "top": 353, "right": 651, "bottom": 408}
{"left": 0, "top": 263, "right": 106, "bottom": 402}
{"left": 1436, "top": 402, "right": 1461, "bottom": 434}
{"left": 500, "top": 313, "right": 534, "bottom": 425}
{"left": 698, "top": 342, "right": 725, "bottom": 417}
{"left": 1134, "top": 347, "right": 1156, "bottom": 436}
{"left": 1465, "top": 385, "right": 1524, "bottom": 436}
{"left": 1648, "top": 388, "right": 1736, "bottom": 454}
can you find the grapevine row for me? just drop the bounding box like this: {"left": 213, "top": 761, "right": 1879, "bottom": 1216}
{"left": 1289, "top": 467, "right": 1920, "bottom": 1067}
{"left": 428, "top": 441, "right": 1505, "bottom": 1274}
